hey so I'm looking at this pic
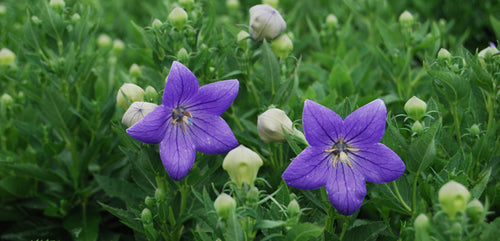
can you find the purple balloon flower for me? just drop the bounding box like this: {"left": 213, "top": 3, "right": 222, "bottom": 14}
{"left": 127, "top": 61, "right": 239, "bottom": 180}
{"left": 282, "top": 99, "right": 405, "bottom": 215}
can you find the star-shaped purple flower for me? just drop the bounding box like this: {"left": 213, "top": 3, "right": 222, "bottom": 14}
{"left": 282, "top": 99, "right": 405, "bottom": 215}
{"left": 127, "top": 61, "right": 239, "bottom": 180}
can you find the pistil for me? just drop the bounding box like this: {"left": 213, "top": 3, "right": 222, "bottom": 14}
{"left": 172, "top": 107, "right": 193, "bottom": 132}
{"left": 325, "top": 137, "right": 359, "bottom": 168}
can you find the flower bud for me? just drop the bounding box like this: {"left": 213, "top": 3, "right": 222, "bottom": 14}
{"left": 222, "top": 145, "right": 263, "bottom": 187}
{"left": 49, "top": 0, "right": 65, "bottom": 12}
{"left": 257, "top": 108, "right": 293, "bottom": 142}
{"left": 326, "top": 14, "right": 338, "bottom": 29}
{"left": 179, "top": 0, "right": 195, "bottom": 10}
{"left": 71, "top": 13, "right": 81, "bottom": 24}
{"left": 270, "top": 34, "right": 293, "bottom": 58}
{"left": 0, "top": 5, "right": 6, "bottom": 16}
{"left": 177, "top": 48, "right": 189, "bottom": 63}
{"left": 438, "top": 181, "right": 470, "bottom": 220}
{"left": 287, "top": 199, "right": 301, "bottom": 217}
{"left": 129, "top": 63, "right": 142, "bottom": 78}
{"left": 144, "top": 86, "right": 158, "bottom": 103}
{"left": 469, "top": 124, "right": 480, "bottom": 136}
{"left": 414, "top": 214, "right": 430, "bottom": 232}
{"left": 141, "top": 208, "right": 153, "bottom": 224}
{"left": 116, "top": 83, "right": 145, "bottom": 109}
{"left": 214, "top": 193, "right": 236, "bottom": 220}
{"left": 97, "top": 34, "right": 112, "bottom": 48}
{"left": 466, "top": 199, "right": 484, "bottom": 223}
{"left": 1, "top": 93, "right": 13, "bottom": 108}
{"left": 0, "top": 48, "right": 15, "bottom": 66}
{"left": 226, "top": 0, "right": 239, "bottom": 12}
{"left": 112, "top": 39, "right": 125, "bottom": 55}
{"left": 263, "top": 0, "right": 279, "bottom": 9}
{"left": 249, "top": 4, "right": 286, "bottom": 41}
{"left": 145, "top": 196, "right": 155, "bottom": 209}
{"left": 168, "top": 7, "right": 188, "bottom": 30}
{"left": 478, "top": 45, "right": 499, "bottom": 59}
{"left": 399, "top": 10, "right": 414, "bottom": 27}
{"left": 152, "top": 18, "right": 163, "bottom": 30}
{"left": 411, "top": 120, "right": 424, "bottom": 135}
{"left": 31, "top": 16, "right": 41, "bottom": 25}
{"left": 404, "top": 96, "right": 427, "bottom": 121}
{"left": 122, "top": 102, "right": 158, "bottom": 127}
{"left": 437, "top": 48, "right": 451, "bottom": 64}
{"left": 155, "top": 188, "right": 166, "bottom": 203}
{"left": 237, "top": 30, "right": 250, "bottom": 51}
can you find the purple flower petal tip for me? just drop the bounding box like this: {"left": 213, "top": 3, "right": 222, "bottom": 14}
{"left": 282, "top": 99, "right": 405, "bottom": 215}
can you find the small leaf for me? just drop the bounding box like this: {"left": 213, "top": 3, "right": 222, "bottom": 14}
{"left": 284, "top": 223, "right": 323, "bottom": 241}
{"left": 225, "top": 212, "right": 244, "bottom": 241}
{"left": 407, "top": 118, "right": 441, "bottom": 173}
{"left": 471, "top": 168, "right": 492, "bottom": 199}
{"left": 261, "top": 41, "right": 281, "bottom": 101}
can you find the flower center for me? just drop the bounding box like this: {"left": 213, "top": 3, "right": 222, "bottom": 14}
{"left": 172, "top": 106, "right": 193, "bottom": 132}
{"left": 324, "top": 137, "right": 359, "bottom": 168}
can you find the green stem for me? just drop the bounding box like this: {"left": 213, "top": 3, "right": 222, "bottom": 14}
{"left": 486, "top": 91, "right": 495, "bottom": 132}
{"left": 392, "top": 181, "right": 412, "bottom": 213}
{"left": 179, "top": 184, "right": 190, "bottom": 217}
{"left": 451, "top": 102, "right": 463, "bottom": 150}
{"left": 412, "top": 171, "right": 419, "bottom": 213}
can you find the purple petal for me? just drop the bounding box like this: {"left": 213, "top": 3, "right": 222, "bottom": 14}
{"left": 185, "top": 79, "right": 239, "bottom": 116}
{"left": 126, "top": 105, "right": 169, "bottom": 144}
{"left": 343, "top": 99, "right": 386, "bottom": 147}
{"left": 159, "top": 124, "right": 196, "bottom": 181}
{"left": 325, "top": 164, "right": 367, "bottom": 215}
{"left": 162, "top": 61, "right": 199, "bottom": 108}
{"left": 282, "top": 146, "right": 330, "bottom": 189}
{"left": 188, "top": 114, "right": 238, "bottom": 155}
{"left": 349, "top": 143, "right": 405, "bottom": 183}
{"left": 303, "top": 100, "right": 344, "bottom": 147}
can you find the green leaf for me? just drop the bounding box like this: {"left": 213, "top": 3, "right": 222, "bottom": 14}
{"left": 428, "top": 71, "right": 469, "bottom": 102}
{"left": 284, "top": 223, "right": 323, "bottom": 241}
{"left": 0, "top": 162, "right": 70, "bottom": 185}
{"left": 261, "top": 41, "right": 281, "bottom": 103}
{"left": 256, "top": 220, "right": 287, "bottom": 229}
{"left": 63, "top": 206, "right": 101, "bottom": 241}
{"left": 225, "top": 212, "right": 244, "bottom": 241}
{"left": 328, "top": 61, "right": 354, "bottom": 98}
{"left": 407, "top": 118, "right": 441, "bottom": 173}
{"left": 471, "top": 168, "right": 492, "bottom": 199}
{"left": 343, "top": 221, "right": 386, "bottom": 241}
{"left": 490, "top": 15, "right": 500, "bottom": 40}
{"left": 99, "top": 202, "right": 143, "bottom": 233}
{"left": 94, "top": 174, "right": 146, "bottom": 205}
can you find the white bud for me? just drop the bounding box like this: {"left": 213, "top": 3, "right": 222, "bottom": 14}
{"left": 49, "top": 0, "right": 65, "bottom": 12}
{"left": 97, "top": 34, "right": 112, "bottom": 48}
{"left": 0, "top": 48, "right": 15, "bottom": 66}
{"left": 168, "top": 7, "right": 188, "bottom": 30}
{"left": 478, "top": 45, "right": 499, "bottom": 59}
{"left": 249, "top": 4, "right": 286, "bottom": 41}
{"left": 438, "top": 181, "right": 470, "bottom": 220}
{"left": 257, "top": 108, "right": 293, "bottom": 142}
{"left": 122, "top": 102, "right": 158, "bottom": 127}
{"left": 214, "top": 193, "right": 236, "bottom": 220}
{"left": 116, "top": 83, "right": 145, "bottom": 109}
{"left": 223, "top": 145, "right": 263, "bottom": 187}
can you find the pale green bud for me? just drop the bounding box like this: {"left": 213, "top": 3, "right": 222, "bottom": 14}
{"left": 116, "top": 83, "right": 145, "bottom": 109}
{"left": 414, "top": 214, "right": 430, "bottom": 232}
{"left": 129, "top": 63, "right": 142, "bottom": 78}
{"left": 466, "top": 199, "right": 484, "bottom": 223}
{"left": 141, "top": 208, "right": 153, "bottom": 224}
{"left": 214, "top": 193, "right": 236, "bottom": 220}
{"left": 438, "top": 181, "right": 470, "bottom": 220}
{"left": 179, "top": 0, "right": 195, "bottom": 10}
{"left": 0, "top": 48, "right": 15, "bottom": 66}
{"left": 437, "top": 48, "right": 452, "bottom": 63}
{"left": 249, "top": 4, "right": 286, "bottom": 41}
{"left": 399, "top": 10, "right": 414, "bottom": 27}
{"left": 287, "top": 199, "right": 301, "bottom": 217}
{"left": 326, "top": 14, "right": 338, "bottom": 29}
{"left": 1, "top": 93, "right": 13, "bottom": 108}
{"left": 177, "top": 48, "right": 189, "bottom": 63}
{"left": 270, "top": 34, "right": 293, "bottom": 58}
{"left": 97, "top": 34, "right": 112, "bottom": 48}
{"left": 237, "top": 30, "right": 250, "bottom": 50}
{"left": 257, "top": 108, "right": 293, "bottom": 142}
{"left": 404, "top": 96, "right": 427, "bottom": 121}
{"left": 469, "top": 124, "right": 480, "bottom": 136}
{"left": 168, "top": 7, "right": 188, "bottom": 30}
{"left": 226, "top": 0, "right": 240, "bottom": 12}
{"left": 154, "top": 188, "right": 166, "bottom": 202}
{"left": 223, "top": 145, "right": 263, "bottom": 187}
{"left": 49, "top": 0, "right": 65, "bottom": 12}
{"left": 112, "top": 39, "right": 125, "bottom": 55}
{"left": 152, "top": 18, "right": 163, "bottom": 30}
{"left": 411, "top": 121, "right": 424, "bottom": 135}
{"left": 145, "top": 196, "right": 155, "bottom": 209}
{"left": 71, "top": 13, "right": 80, "bottom": 24}
{"left": 122, "top": 102, "right": 158, "bottom": 127}
{"left": 0, "top": 5, "right": 7, "bottom": 16}
{"left": 31, "top": 16, "right": 41, "bottom": 25}
{"left": 144, "top": 86, "right": 158, "bottom": 103}
{"left": 262, "top": 0, "right": 279, "bottom": 9}
{"left": 478, "top": 45, "right": 499, "bottom": 59}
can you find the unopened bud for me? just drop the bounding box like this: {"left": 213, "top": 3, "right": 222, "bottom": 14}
{"left": 404, "top": 96, "right": 427, "bottom": 121}
{"left": 438, "top": 181, "right": 470, "bottom": 220}
{"left": 155, "top": 188, "right": 166, "bottom": 202}
{"left": 49, "top": 0, "right": 65, "bottom": 12}
{"left": 145, "top": 196, "right": 155, "bottom": 209}
{"left": 122, "top": 102, "right": 158, "bottom": 127}
{"left": 141, "top": 208, "right": 153, "bottom": 224}
{"left": 97, "top": 34, "right": 112, "bottom": 48}
{"left": 437, "top": 48, "right": 451, "bottom": 64}
{"left": 257, "top": 108, "right": 293, "bottom": 142}
{"left": 399, "top": 10, "right": 414, "bottom": 27}
{"left": 0, "top": 48, "right": 15, "bottom": 66}
{"left": 116, "top": 83, "right": 145, "bottom": 109}
{"left": 152, "top": 18, "right": 163, "bottom": 30}
{"left": 237, "top": 30, "right": 250, "bottom": 50}
{"left": 478, "top": 45, "right": 499, "bottom": 59}
{"left": 287, "top": 199, "right": 301, "bottom": 217}
{"left": 226, "top": 0, "right": 240, "bottom": 12}
{"left": 411, "top": 121, "right": 424, "bottom": 135}
{"left": 469, "top": 124, "right": 480, "bottom": 136}
{"left": 249, "top": 4, "right": 286, "bottom": 41}
{"left": 414, "top": 214, "right": 430, "bottom": 232}
{"left": 177, "top": 48, "right": 189, "bottom": 63}
{"left": 270, "top": 33, "right": 293, "bottom": 58}
{"left": 214, "top": 193, "right": 236, "bottom": 220}
{"left": 144, "top": 86, "right": 158, "bottom": 103}
{"left": 168, "top": 7, "right": 188, "bottom": 30}
{"left": 31, "top": 16, "right": 41, "bottom": 25}
{"left": 326, "top": 14, "right": 338, "bottom": 29}
{"left": 223, "top": 145, "right": 263, "bottom": 187}
{"left": 0, "top": 5, "right": 6, "bottom": 16}
{"left": 112, "top": 39, "right": 125, "bottom": 55}
{"left": 466, "top": 199, "right": 484, "bottom": 223}
{"left": 129, "top": 63, "right": 142, "bottom": 78}
{"left": 179, "top": 0, "right": 195, "bottom": 10}
{"left": 262, "top": 0, "right": 279, "bottom": 8}
{"left": 1, "top": 93, "right": 13, "bottom": 108}
{"left": 71, "top": 13, "right": 81, "bottom": 24}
